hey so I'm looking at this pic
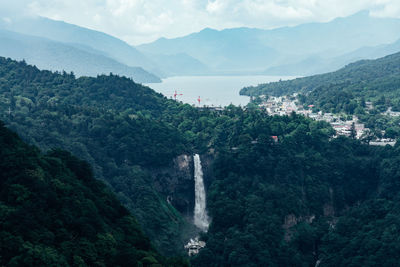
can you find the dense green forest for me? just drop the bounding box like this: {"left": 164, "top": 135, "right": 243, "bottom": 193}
{"left": 0, "top": 57, "right": 236, "bottom": 256}
{"left": 240, "top": 52, "right": 400, "bottom": 100}
{"left": 4, "top": 57, "right": 400, "bottom": 266}
{"left": 191, "top": 110, "right": 400, "bottom": 266}
{"left": 0, "top": 121, "right": 187, "bottom": 266}
{"left": 0, "top": 57, "right": 198, "bottom": 255}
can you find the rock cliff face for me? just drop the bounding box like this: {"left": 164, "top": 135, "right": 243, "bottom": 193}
{"left": 150, "top": 153, "right": 215, "bottom": 220}
{"left": 151, "top": 154, "right": 194, "bottom": 217}
{"left": 198, "top": 152, "right": 215, "bottom": 190}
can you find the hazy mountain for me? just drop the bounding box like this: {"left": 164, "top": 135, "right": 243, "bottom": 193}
{"left": 2, "top": 11, "right": 399, "bottom": 78}
{"left": 141, "top": 52, "right": 211, "bottom": 76}
{"left": 336, "top": 38, "right": 400, "bottom": 63}
{"left": 0, "top": 29, "right": 161, "bottom": 83}
{"left": 264, "top": 38, "right": 400, "bottom": 76}
{"left": 1, "top": 17, "right": 159, "bottom": 71}
{"left": 241, "top": 51, "right": 400, "bottom": 98}
{"left": 138, "top": 27, "right": 279, "bottom": 73}
{"left": 1, "top": 16, "right": 216, "bottom": 77}
{"left": 139, "top": 11, "right": 400, "bottom": 75}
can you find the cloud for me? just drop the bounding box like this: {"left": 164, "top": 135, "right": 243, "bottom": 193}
{"left": 1, "top": 0, "right": 400, "bottom": 45}
{"left": 0, "top": 0, "right": 35, "bottom": 18}
{"left": 207, "top": 0, "right": 228, "bottom": 14}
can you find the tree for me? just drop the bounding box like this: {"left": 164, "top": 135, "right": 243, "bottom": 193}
{"left": 350, "top": 122, "right": 357, "bottom": 139}
{"left": 360, "top": 129, "right": 375, "bottom": 144}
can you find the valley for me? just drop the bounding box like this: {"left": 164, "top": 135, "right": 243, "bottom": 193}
{"left": 2, "top": 52, "right": 400, "bottom": 265}
{"left": 2, "top": 5, "right": 400, "bottom": 267}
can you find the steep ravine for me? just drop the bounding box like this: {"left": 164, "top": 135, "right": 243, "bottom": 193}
{"left": 150, "top": 152, "right": 215, "bottom": 220}
{"left": 148, "top": 152, "right": 215, "bottom": 253}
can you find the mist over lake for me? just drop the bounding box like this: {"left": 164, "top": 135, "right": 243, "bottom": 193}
{"left": 147, "top": 75, "right": 296, "bottom": 107}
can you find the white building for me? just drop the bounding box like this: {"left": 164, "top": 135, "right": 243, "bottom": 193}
{"left": 185, "top": 238, "right": 206, "bottom": 256}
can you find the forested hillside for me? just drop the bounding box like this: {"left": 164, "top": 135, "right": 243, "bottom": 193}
{"left": 4, "top": 57, "right": 400, "bottom": 266}
{"left": 0, "top": 57, "right": 244, "bottom": 256}
{"left": 190, "top": 110, "right": 400, "bottom": 266}
{"left": 241, "top": 51, "right": 400, "bottom": 99}
{"left": 0, "top": 57, "right": 196, "bottom": 255}
{"left": 241, "top": 52, "right": 400, "bottom": 136}
{"left": 0, "top": 121, "right": 186, "bottom": 266}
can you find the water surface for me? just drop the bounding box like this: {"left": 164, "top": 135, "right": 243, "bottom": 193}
{"left": 146, "top": 75, "right": 296, "bottom": 107}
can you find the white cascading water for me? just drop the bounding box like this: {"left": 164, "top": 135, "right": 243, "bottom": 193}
{"left": 193, "top": 154, "right": 210, "bottom": 232}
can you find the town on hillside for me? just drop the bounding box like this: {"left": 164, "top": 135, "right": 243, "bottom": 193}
{"left": 256, "top": 94, "right": 396, "bottom": 146}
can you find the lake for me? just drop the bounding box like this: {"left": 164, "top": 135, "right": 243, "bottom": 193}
{"left": 146, "top": 75, "right": 296, "bottom": 107}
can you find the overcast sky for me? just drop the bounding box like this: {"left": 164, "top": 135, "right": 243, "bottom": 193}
{"left": 1, "top": 0, "right": 400, "bottom": 45}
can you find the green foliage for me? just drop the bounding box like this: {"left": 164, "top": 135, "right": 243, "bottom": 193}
{"left": 0, "top": 57, "right": 196, "bottom": 255}
{"left": 241, "top": 52, "right": 400, "bottom": 99}
{"left": 4, "top": 56, "right": 400, "bottom": 266}
{"left": 191, "top": 111, "right": 390, "bottom": 266}
{"left": 0, "top": 122, "right": 181, "bottom": 266}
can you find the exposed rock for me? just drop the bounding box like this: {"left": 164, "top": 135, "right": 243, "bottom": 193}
{"left": 177, "top": 154, "right": 190, "bottom": 170}
{"left": 149, "top": 152, "right": 215, "bottom": 220}
{"left": 150, "top": 154, "right": 194, "bottom": 216}
{"left": 283, "top": 214, "right": 298, "bottom": 230}
{"left": 282, "top": 213, "right": 316, "bottom": 241}
{"left": 198, "top": 152, "right": 216, "bottom": 189}
{"left": 283, "top": 214, "right": 298, "bottom": 242}
{"left": 323, "top": 204, "right": 335, "bottom": 217}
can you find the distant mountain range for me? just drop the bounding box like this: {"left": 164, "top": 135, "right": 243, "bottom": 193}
{"left": 0, "top": 18, "right": 162, "bottom": 83}
{"left": 0, "top": 11, "right": 400, "bottom": 79}
{"left": 0, "top": 29, "right": 161, "bottom": 83}
{"left": 0, "top": 16, "right": 211, "bottom": 79}
{"left": 1, "top": 17, "right": 159, "bottom": 72}
{"left": 264, "top": 38, "right": 400, "bottom": 76}
{"left": 139, "top": 10, "right": 400, "bottom": 76}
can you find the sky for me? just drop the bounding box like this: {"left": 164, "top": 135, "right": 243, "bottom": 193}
{"left": 1, "top": 0, "right": 400, "bottom": 45}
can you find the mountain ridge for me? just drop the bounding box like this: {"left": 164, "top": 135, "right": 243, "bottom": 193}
{"left": 138, "top": 10, "right": 400, "bottom": 75}
{"left": 1, "top": 16, "right": 156, "bottom": 70}
{"left": 0, "top": 28, "right": 161, "bottom": 83}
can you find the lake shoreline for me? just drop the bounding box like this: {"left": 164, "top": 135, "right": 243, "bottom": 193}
{"left": 146, "top": 75, "right": 296, "bottom": 107}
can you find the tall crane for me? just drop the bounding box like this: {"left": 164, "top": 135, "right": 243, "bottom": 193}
{"left": 173, "top": 90, "right": 183, "bottom": 100}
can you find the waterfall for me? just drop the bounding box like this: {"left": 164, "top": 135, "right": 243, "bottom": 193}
{"left": 193, "top": 154, "right": 210, "bottom": 232}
